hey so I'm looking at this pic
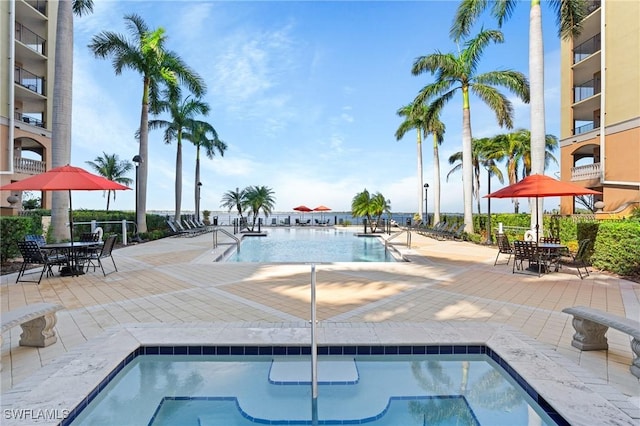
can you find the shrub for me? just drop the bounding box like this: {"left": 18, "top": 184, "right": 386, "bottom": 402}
{"left": 591, "top": 221, "right": 640, "bottom": 276}
{"left": 0, "top": 216, "right": 32, "bottom": 264}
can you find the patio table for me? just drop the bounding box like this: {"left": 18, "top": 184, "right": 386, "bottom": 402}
{"left": 536, "top": 242, "right": 568, "bottom": 273}
{"left": 42, "top": 241, "right": 102, "bottom": 276}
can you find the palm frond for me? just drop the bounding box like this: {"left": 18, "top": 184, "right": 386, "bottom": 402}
{"left": 450, "top": 0, "right": 488, "bottom": 41}
{"left": 475, "top": 70, "right": 530, "bottom": 103}
{"left": 463, "top": 29, "right": 504, "bottom": 75}
{"left": 551, "top": 0, "right": 587, "bottom": 40}
{"left": 470, "top": 84, "right": 514, "bottom": 128}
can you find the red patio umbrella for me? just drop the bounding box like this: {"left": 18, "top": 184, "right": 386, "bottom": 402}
{"left": 313, "top": 205, "right": 332, "bottom": 223}
{"left": 484, "top": 174, "right": 601, "bottom": 240}
{"left": 293, "top": 205, "right": 312, "bottom": 221}
{"left": 1, "top": 165, "right": 131, "bottom": 244}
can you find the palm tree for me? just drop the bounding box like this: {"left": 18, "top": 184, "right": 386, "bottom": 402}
{"left": 184, "top": 121, "right": 227, "bottom": 220}
{"left": 221, "top": 187, "right": 248, "bottom": 224}
{"left": 148, "top": 94, "right": 209, "bottom": 223}
{"left": 369, "top": 193, "right": 391, "bottom": 233}
{"left": 352, "top": 189, "right": 374, "bottom": 233}
{"left": 412, "top": 29, "right": 529, "bottom": 234}
{"left": 395, "top": 102, "right": 427, "bottom": 221}
{"left": 424, "top": 105, "right": 446, "bottom": 226}
{"left": 448, "top": 137, "right": 505, "bottom": 215}
{"left": 451, "top": 0, "right": 586, "bottom": 235}
{"left": 351, "top": 189, "right": 389, "bottom": 233}
{"left": 486, "top": 129, "right": 530, "bottom": 213}
{"left": 89, "top": 14, "right": 206, "bottom": 233}
{"left": 488, "top": 129, "right": 558, "bottom": 212}
{"left": 85, "top": 153, "right": 133, "bottom": 211}
{"left": 244, "top": 186, "right": 276, "bottom": 232}
{"left": 50, "top": 0, "right": 93, "bottom": 242}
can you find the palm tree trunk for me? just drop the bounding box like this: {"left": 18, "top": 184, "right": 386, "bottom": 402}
{"left": 106, "top": 190, "right": 111, "bottom": 211}
{"left": 461, "top": 89, "right": 474, "bottom": 234}
{"left": 529, "top": 1, "right": 545, "bottom": 237}
{"left": 174, "top": 136, "right": 183, "bottom": 223}
{"left": 433, "top": 134, "right": 441, "bottom": 225}
{"left": 51, "top": 0, "right": 73, "bottom": 242}
{"left": 195, "top": 146, "right": 201, "bottom": 221}
{"left": 137, "top": 80, "right": 150, "bottom": 233}
{"left": 416, "top": 129, "right": 424, "bottom": 221}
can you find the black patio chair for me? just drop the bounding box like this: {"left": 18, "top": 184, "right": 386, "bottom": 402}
{"left": 512, "top": 240, "right": 544, "bottom": 277}
{"left": 494, "top": 233, "right": 514, "bottom": 266}
{"left": 560, "top": 239, "right": 591, "bottom": 279}
{"left": 16, "top": 241, "right": 67, "bottom": 284}
{"left": 82, "top": 234, "right": 118, "bottom": 276}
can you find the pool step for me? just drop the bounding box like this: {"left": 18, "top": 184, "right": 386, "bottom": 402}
{"left": 269, "top": 358, "right": 359, "bottom": 384}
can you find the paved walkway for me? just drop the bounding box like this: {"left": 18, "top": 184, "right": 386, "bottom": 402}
{"left": 2, "top": 227, "right": 639, "bottom": 409}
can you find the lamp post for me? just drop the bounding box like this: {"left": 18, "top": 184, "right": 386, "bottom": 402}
{"left": 423, "top": 183, "right": 429, "bottom": 226}
{"left": 485, "top": 167, "right": 492, "bottom": 245}
{"left": 132, "top": 155, "right": 142, "bottom": 239}
{"left": 196, "top": 182, "right": 202, "bottom": 221}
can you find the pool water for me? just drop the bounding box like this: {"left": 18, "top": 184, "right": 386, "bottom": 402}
{"left": 226, "top": 228, "right": 397, "bottom": 262}
{"left": 69, "top": 354, "right": 558, "bottom": 426}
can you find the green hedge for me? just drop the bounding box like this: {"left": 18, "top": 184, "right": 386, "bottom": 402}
{"left": 0, "top": 211, "right": 171, "bottom": 265}
{"left": 0, "top": 216, "right": 33, "bottom": 264}
{"left": 591, "top": 221, "right": 640, "bottom": 276}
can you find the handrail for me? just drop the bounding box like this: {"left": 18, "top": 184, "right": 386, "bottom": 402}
{"left": 74, "top": 220, "right": 134, "bottom": 245}
{"left": 213, "top": 226, "right": 240, "bottom": 252}
{"left": 385, "top": 229, "right": 411, "bottom": 249}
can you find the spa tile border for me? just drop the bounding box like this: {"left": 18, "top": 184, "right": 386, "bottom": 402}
{"left": 62, "top": 344, "right": 567, "bottom": 426}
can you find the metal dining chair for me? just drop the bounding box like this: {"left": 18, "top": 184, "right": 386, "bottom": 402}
{"left": 16, "top": 241, "right": 67, "bottom": 284}
{"left": 82, "top": 234, "right": 118, "bottom": 276}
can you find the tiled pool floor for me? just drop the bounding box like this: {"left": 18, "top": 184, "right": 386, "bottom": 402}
{"left": 1, "top": 227, "right": 638, "bottom": 421}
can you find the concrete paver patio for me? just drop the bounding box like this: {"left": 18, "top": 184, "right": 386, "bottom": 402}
{"left": 1, "top": 227, "right": 638, "bottom": 418}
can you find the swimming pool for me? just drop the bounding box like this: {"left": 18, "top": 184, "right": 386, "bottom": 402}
{"left": 226, "top": 228, "right": 398, "bottom": 262}
{"left": 66, "top": 349, "right": 559, "bottom": 425}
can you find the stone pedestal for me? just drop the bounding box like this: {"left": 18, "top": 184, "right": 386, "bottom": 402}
{"left": 19, "top": 312, "right": 58, "bottom": 347}
{"left": 570, "top": 317, "right": 609, "bottom": 351}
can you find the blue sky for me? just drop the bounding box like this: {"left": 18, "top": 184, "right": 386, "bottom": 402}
{"left": 69, "top": 0, "right": 562, "bottom": 214}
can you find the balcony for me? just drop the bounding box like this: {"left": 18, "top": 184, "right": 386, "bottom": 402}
{"left": 14, "top": 66, "right": 45, "bottom": 95}
{"left": 586, "top": 0, "right": 601, "bottom": 14}
{"left": 24, "top": 0, "right": 47, "bottom": 15}
{"left": 574, "top": 78, "right": 600, "bottom": 103}
{"left": 15, "top": 22, "right": 46, "bottom": 55}
{"left": 14, "top": 111, "right": 45, "bottom": 128}
{"left": 14, "top": 157, "right": 46, "bottom": 175}
{"left": 573, "top": 121, "right": 601, "bottom": 136}
{"left": 573, "top": 34, "right": 600, "bottom": 64}
{"left": 571, "top": 162, "right": 601, "bottom": 181}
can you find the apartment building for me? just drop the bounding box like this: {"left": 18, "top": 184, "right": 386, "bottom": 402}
{"left": 559, "top": 0, "right": 640, "bottom": 216}
{"left": 1, "top": 0, "right": 57, "bottom": 215}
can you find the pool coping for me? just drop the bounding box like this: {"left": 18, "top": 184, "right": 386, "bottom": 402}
{"left": 1, "top": 321, "right": 636, "bottom": 425}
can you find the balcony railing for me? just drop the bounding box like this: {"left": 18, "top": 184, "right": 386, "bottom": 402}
{"left": 571, "top": 162, "right": 601, "bottom": 181}
{"left": 16, "top": 22, "right": 46, "bottom": 55}
{"left": 573, "top": 34, "right": 600, "bottom": 64}
{"left": 14, "top": 157, "right": 46, "bottom": 175}
{"left": 24, "top": 0, "right": 47, "bottom": 15}
{"left": 586, "top": 0, "right": 601, "bottom": 14}
{"left": 14, "top": 111, "right": 45, "bottom": 128}
{"left": 14, "top": 66, "right": 45, "bottom": 95}
{"left": 573, "top": 78, "right": 600, "bottom": 103}
{"left": 573, "top": 122, "right": 597, "bottom": 135}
